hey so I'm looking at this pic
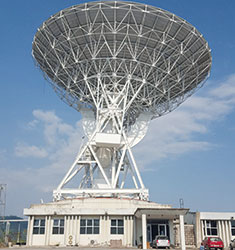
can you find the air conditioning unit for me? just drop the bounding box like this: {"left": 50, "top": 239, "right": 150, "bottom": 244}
{"left": 67, "top": 235, "right": 75, "bottom": 246}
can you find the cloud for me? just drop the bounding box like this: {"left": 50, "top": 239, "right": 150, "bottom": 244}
{"left": 0, "top": 149, "right": 6, "bottom": 161}
{"left": 210, "top": 74, "right": 235, "bottom": 99}
{"left": 13, "top": 109, "right": 84, "bottom": 194}
{"left": 32, "top": 110, "right": 60, "bottom": 124}
{"left": 29, "top": 109, "right": 76, "bottom": 146}
{"left": 15, "top": 143, "right": 48, "bottom": 158}
{"left": 134, "top": 74, "right": 235, "bottom": 169}
{"left": 27, "top": 119, "right": 38, "bottom": 129}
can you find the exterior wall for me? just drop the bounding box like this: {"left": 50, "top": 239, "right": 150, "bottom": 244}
{"left": 27, "top": 214, "right": 133, "bottom": 247}
{"left": 185, "top": 225, "right": 195, "bottom": 246}
{"left": 136, "top": 217, "right": 142, "bottom": 246}
{"left": 195, "top": 212, "right": 235, "bottom": 248}
{"left": 173, "top": 219, "right": 195, "bottom": 248}
{"left": 24, "top": 198, "right": 184, "bottom": 247}
{"left": 169, "top": 219, "right": 175, "bottom": 245}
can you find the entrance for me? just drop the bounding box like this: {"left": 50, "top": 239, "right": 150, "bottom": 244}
{"left": 158, "top": 224, "right": 166, "bottom": 236}
{"left": 147, "top": 220, "right": 169, "bottom": 242}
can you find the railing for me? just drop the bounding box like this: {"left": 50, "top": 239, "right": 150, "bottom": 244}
{"left": 0, "top": 219, "right": 28, "bottom": 246}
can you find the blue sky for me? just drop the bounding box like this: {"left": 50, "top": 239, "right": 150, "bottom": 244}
{"left": 1, "top": 0, "right": 235, "bottom": 216}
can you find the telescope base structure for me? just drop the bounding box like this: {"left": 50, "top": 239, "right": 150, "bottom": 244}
{"left": 53, "top": 188, "right": 149, "bottom": 201}
{"left": 53, "top": 131, "right": 149, "bottom": 201}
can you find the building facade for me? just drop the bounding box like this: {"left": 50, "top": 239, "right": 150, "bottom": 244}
{"left": 24, "top": 198, "right": 235, "bottom": 248}
{"left": 24, "top": 198, "right": 187, "bottom": 248}
{"left": 195, "top": 212, "right": 235, "bottom": 248}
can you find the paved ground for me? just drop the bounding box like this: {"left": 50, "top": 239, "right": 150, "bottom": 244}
{"left": 0, "top": 247, "right": 196, "bottom": 250}
{"left": 0, "top": 247, "right": 230, "bottom": 250}
{"left": 0, "top": 247, "right": 205, "bottom": 250}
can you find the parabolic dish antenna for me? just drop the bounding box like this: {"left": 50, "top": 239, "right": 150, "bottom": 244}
{"left": 33, "top": 1, "right": 211, "bottom": 200}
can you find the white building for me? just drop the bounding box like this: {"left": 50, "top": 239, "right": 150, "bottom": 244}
{"left": 194, "top": 212, "right": 235, "bottom": 248}
{"left": 24, "top": 198, "right": 188, "bottom": 248}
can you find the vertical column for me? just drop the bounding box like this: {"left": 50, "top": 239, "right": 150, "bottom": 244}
{"left": 142, "top": 214, "right": 147, "bottom": 250}
{"left": 224, "top": 221, "right": 229, "bottom": 247}
{"left": 125, "top": 216, "right": 129, "bottom": 246}
{"left": 123, "top": 216, "right": 127, "bottom": 246}
{"left": 69, "top": 216, "right": 72, "bottom": 236}
{"left": 44, "top": 216, "right": 48, "bottom": 246}
{"left": 106, "top": 215, "right": 110, "bottom": 244}
{"left": 45, "top": 216, "right": 51, "bottom": 245}
{"left": 74, "top": 216, "right": 78, "bottom": 245}
{"left": 5, "top": 221, "right": 10, "bottom": 245}
{"left": 201, "top": 220, "right": 205, "bottom": 240}
{"left": 179, "top": 215, "right": 186, "bottom": 250}
{"left": 77, "top": 216, "right": 81, "bottom": 245}
{"left": 217, "top": 220, "right": 222, "bottom": 238}
{"left": 127, "top": 216, "right": 131, "bottom": 246}
{"left": 64, "top": 216, "right": 67, "bottom": 246}
{"left": 130, "top": 216, "right": 134, "bottom": 247}
{"left": 169, "top": 220, "right": 174, "bottom": 245}
{"left": 133, "top": 216, "right": 136, "bottom": 246}
{"left": 28, "top": 216, "right": 34, "bottom": 246}
{"left": 228, "top": 220, "right": 232, "bottom": 243}
{"left": 195, "top": 212, "right": 201, "bottom": 248}
{"left": 26, "top": 216, "right": 31, "bottom": 246}
{"left": 100, "top": 216, "right": 104, "bottom": 244}
{"left": 221, "top": 221, "right": 226, "bottom": 245}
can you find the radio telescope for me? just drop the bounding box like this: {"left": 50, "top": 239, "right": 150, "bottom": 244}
{"left": 32, "top": 1, "right": 211, "bottom": 201}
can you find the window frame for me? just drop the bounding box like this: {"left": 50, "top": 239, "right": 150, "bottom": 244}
{"left": 231, "top": 220, "right": 235, "bottom": 236}
{"left": 33, "top": 218, "right": 45, "bottom": 235}
{"left": 52, "top": 218, "right": 65, "bottom": 235}
{"left": 110, "top": 219, "right": 124, "bottom": 235}
{"left": 80, "top": 218, "right": 100, "bottom": 235}
{"left": 205, "top": 220, "right": 218, "bottom": 236}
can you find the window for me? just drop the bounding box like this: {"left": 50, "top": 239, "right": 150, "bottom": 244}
{"left": 111, "top": 219, "right": 124, "bottom": 234}
{"left": 206, "top": 220, "right": 217, "bottom": 236}
{"left": 52, "top": 219, "right": 64, "bottom": 234}
{"left": 33, "top": 219, "right": 45, "bottom": 234}
{"left": 231, "top": 220, "right": 235, "bottom": 236}
{"left": 80, "top": 219, "right": 99, "bottom": 234}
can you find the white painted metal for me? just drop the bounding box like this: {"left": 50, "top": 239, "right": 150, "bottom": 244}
{"left": 179, "top": 215, "right": 186, "bottom": 250}
{"left": 142, "top": 214, "right": 147, "bottom": 250}
{"left": 32, "top": 1, "right": 211, "bottom": 201}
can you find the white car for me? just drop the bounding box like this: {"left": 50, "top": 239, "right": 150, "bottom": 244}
{"left": 152, "top": 235, "right": 170, "bottom": 249}
{"left": 230, "top": 239, "right": 235, "bottom": 250}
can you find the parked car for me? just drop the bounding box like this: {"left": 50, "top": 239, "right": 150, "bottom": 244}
{"left": 202, "top": 237, "right": 224, "bottom": 250}
{"left": 152, "top": 235, "right": 170, "bottom": 249}
{"left": 230, "top": 239, "right": 235, "bottom": 250}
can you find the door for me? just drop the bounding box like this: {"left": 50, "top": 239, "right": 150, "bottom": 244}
{"left": 147, "top": 224, "right": 152, "bottom": 242}
{"left": 158, "top": 224, "right": 166, "bottom": 236}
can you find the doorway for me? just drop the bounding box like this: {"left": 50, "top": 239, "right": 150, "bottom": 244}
{"left": 158, "top": 224, "right": 167, "bottom": 236}
{"left": 146, "top": 220, "right": 169, "bottom": 242}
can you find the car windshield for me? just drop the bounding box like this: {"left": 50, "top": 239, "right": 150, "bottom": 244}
{"left": 210, "top": 237, "right": 222, "bottom": 242}
{"left": 157, "top": 236, "right": 168, "bottom": 240}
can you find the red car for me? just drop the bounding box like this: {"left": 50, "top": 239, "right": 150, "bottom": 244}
{"left": 202, "top": 237, "right": 224, "bottom": 250}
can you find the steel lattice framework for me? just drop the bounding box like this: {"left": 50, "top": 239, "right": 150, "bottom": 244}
{"left": 32, "top": 1, "right": 212, "bottom": 201}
